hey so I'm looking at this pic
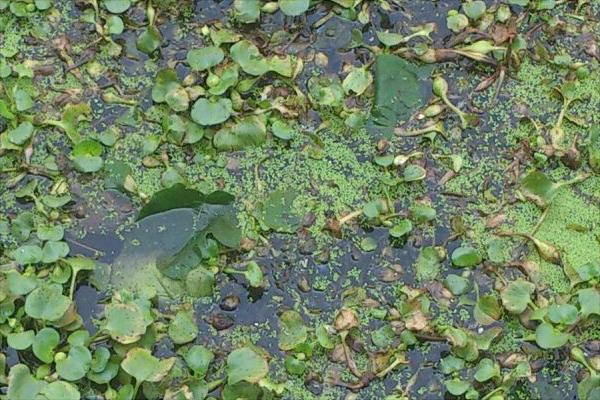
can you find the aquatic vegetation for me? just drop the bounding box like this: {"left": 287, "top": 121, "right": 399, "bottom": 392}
{"left": 0, "top": 1, "right": 599, "bottom": 399}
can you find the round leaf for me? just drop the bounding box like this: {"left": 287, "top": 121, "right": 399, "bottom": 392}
{"left": 278, "top": 310, "right": 307, "bottom": 351}
{"left": 451, "top": 246, "right": 482, "bottom": 267}
{"left": 33, "top": 328, "right": 60, "bottom": 363}
{"left": 226, "top": 347, "right": 268, "bottom": 385}
{"left": 25, "top": 284, "right": 71, "bottom": 321}
{"left": 191, "top": 98, "right": 232, "bottom": 126}
{"left": 279, "top": 0, "right": 309, "bottom": 16}
{"left": 187, "top": 47, "right": 224, "bottom": 71}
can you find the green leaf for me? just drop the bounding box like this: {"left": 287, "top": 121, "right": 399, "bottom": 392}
{"left": 33, "top": 328, "right": 60, "bottom": 363}
{"left": 445, "top": 274, "right": 469, "bottom": 295}
{"left": 520, "top": 170, "right": 561, "bottom": 208}
{"left": 44, "top": 103, "right": 91, "bottom": 143}
{"left": 474, "top": 358, "right": 500, "bottom": 382}
{"left": 191, "top": 98, "right": 232, "bottom": 126}
{"left": 445, "top": 378, "right": 471, "bottom": 396}
{"left": 389, "top": 219, "right": 413, "bottom": 238}
{"left": 403, "top": 164, "right": 427, "bottom": 182}
{"left": 547, "top": 303, "right": 578, "bottom": 325}
{"left": 185, "top": 267, "right": 215, "bottom": 297}
{"left": 451, "top": 246, "right": 482, "bottom": 267}
{"left": 41, "top": 240, "right": 70, "bottom": 263}
{"left": 5, "top": 270, "right": 37, "bottom": 295}
{"left": 25, "top": 284, "right": 70, "bottom": 321}
{"left": 578, "top": 288, "right": 600, "bottom": 318}
{"left": 278, "top": 310, "right": 308, "bottom": 351}
{"left": 106, "top": 15, "right": 124, "bottom": 35}
{"left": 152, "top": 69, "right": 179, "bottom": 103}
{"left": 271, "top": 119, "right": 295, "bottom": 140}
{"left": 535, "top": 322, "right": 570, "bottom": 349}
{"left": 369, "top": 54, "right": 432, "bottom": 136}
{"left": 137, "top": 26, "right": 162, "bottom": 55}
{"left": 121, "top": 348, "right": 175, "bottom": 383}
{"left": 37, "top": 225, "right": 64, "bottom": 241}
{"left": 207, "top": 65, "right": 239, "bottom": 96}
{"left": 226, "top": 347, "right": 269, "bottom": 385}
{"left": 376, "top": 31, "right": 405, "bottom": 47}
{"left": 104, "top": 0, "right": 130, "bottom": 13}
{"left": 279, "top": 0, "right": 309, "bottom": 16}
{"left": 474, "top": 295, "right": 501, "bottom": 325}
{"left": 342, "top": 66, "right": 372, "bottom": 95}
{"left": 168, "top": 309, "right": 198, "bottom": 344}
{"left": 233, "top": 0, "right": 260, "bottom": 23}
{"left": 71, "top": 139, "right": 103, "bottom": 173}
{"left": 104, "top": 301, "right": 149, "bottom": 344}
{"left": 7, "top": 330, "right": 34, "bottom": 350}
{"left": 56, "top": 346, "right": 91, "bottom": 381}
{"left": 14, "top": 89, "right": 33, "bottom": 112}
{"left": 259, "top": 190, "right": 300, "bottom": 233}
{"left": 447, "top": 11, "right": 469, "bottom": 33}
{"left": 8, "top": 121, "right": 34, "bottom": 145}
{"left": 230, "top": 40, "right": 269, "bottom": 76}
{"left": 7, "top": 364, "right": 46, "bottom": 400}
{"left": 183, "top": 345, "right": 214, "bottom": 377}
{"left": 414, "top": 246, "right": 441, "bottom": 282}
{"left": 308, "top": 75, "right": 344, "bottom": 107}
{"left": 40, "top": 381, "right": 81, "bottom": 400}
{"left": 463, "top": 0, "right": 487, "bottom": 20}
{"left": 14, "top": 244, "right": 43, "bottom": 265}
{"left": 501, "top": 279, "right": 535, "bottom": 314}
{"left": 214, "top": 115, "right": 267, "bottom": 151}
{"left": 187, "top": 46, "right": 225, "bottom": 71}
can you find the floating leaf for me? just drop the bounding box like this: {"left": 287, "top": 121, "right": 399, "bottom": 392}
{"left": 7, "top": 330, "right": 34, "bottom": 350}
{"left": 233, "top": 0, "right": 260, "bottom": 23}
{"left": 14, "top": 244, "right": 43, "bottom": 265}
{"left": 104, "top": 0, "right": 130, "bottom": 13}
{"left": 121, "top": 348, "right": 175, "bottom": 384}
{"left": 8, "top": 121, "right": 34, "bottom": 146}
{"left": 213, "top": 115, "right": 267, "bottom": 151}
{"left": 535, "top": 322, "right": 570, "bottom": 349}
{"left": 278, "top": 310, "right": 307, "bottom": 351}
{"left": 279, "top": 0, "right": 309, "bottom": 16}
{"left": 445, "top": 378, "right": 471, "bottom": 396}
{"left": 184, "top": 345, "right": 214, "bottom": 377}
{"left": 191, "top": 98, "right": 232, "bottom": 126}
{"left": 474, "top": 358, "right": 500, "bottom": 382}
{"left": 104, "top": 301, "right": 149, "bottom": 344}
{"left": 187, "top": 46, "right": 224, "bottom": 71}
{"left": 169, "top": 309, "right": 198, "bottom": 344}
{"left": 6, "top": 364, "right": 46, "bottom": 400}
{"left": 389, "top": 219, "right": 413, "bottom": 238}
{"left": 40, "top": 381, "right": 81, "bottom": 400}
{"left": 137, "top": 26, "right": 162, "bottom": 55}
{"left": 369, "top": 54, "right": 431, "bottom": 136}
{"left": 451, "top": 246, "right": 482, "bottom": 267}
{"left": 342, "top": 66, "right": 372, "bottom": 95}
{"left": 501, "top": 279, "right": 535, "bottom": 314}
{"left": 547, "top": 304, "right": 578, "bottom": 325}
{"left": 463, "top": 0, "right": 487, "bottom": 20}
{"left": 226, "top": 347, "right": 269, "bottom": 385}
{"left": 25, "top": 284, "right": 70, "bottom": 321}
{"left": 230, "top": 40, "right": 269, "bottom": 76}
{"left": 32, "top": 328, "right": 60, "bottom": 363}
{"left": 308, "top": 75, "right": 344, "bottom": 107}
{"left": 56, "top": 346, "right": 91, "bottom": 381}
{"left": 259, "top": 190, "right": 300, "bottom": 233}
{"left": 415, "top": 246, "right": 441, "bottom": 281}
{"left": 578, "top": 288, "right": 600, "bottom": 318}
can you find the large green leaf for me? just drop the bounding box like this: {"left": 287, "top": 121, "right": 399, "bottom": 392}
{"left": 226, "top": 347, "right": 269, "bottom": 385}
{"left": 368, "top": 54, "right": 432, "bottom": 136}
{"left": 213, "top": 115, "right": 267, "bottom": 151}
